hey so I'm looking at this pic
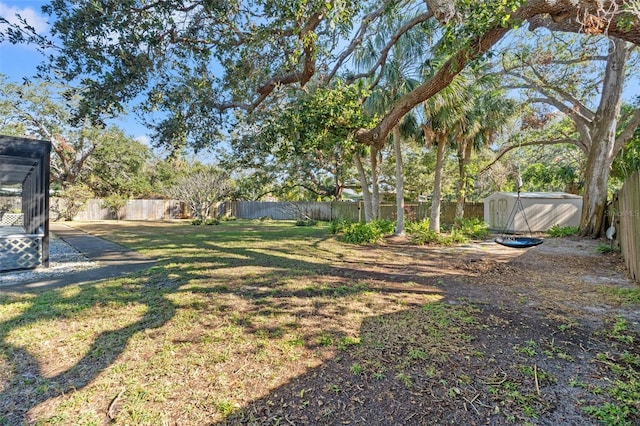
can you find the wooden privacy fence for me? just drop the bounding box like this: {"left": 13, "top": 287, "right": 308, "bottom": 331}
{"left": 224, "top": 201, "right": 484, "bottom": 224}
{"left": 617, "top": 170, "right": 640, "bottom": 282}
{"left": 50, "top": 198, "right": 185, "bottom": 221}
{"left": 3, "top": 196, "right": 484, "bottom": 224}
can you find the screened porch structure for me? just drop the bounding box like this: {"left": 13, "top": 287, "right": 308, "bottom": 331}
{"left": 0, "top": 135, "right": 51, "bottom": 272}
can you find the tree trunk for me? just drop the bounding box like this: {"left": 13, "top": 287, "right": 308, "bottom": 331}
{"left": 579, "top": 129, "right": 615, "bottom": 238}
{"left": 455, "top": 140, "right": 473, "bottom": 221}
{"left": 354, "top": 152, "right": 373, "bottom": 222}
{"left": 430, "top": 135, "right": 447, "bottom": 233}
{"left": 393, "top": 126, "right": 405, "bottom": 235}
{"left": 578, "top": 38, "right": 629, "bottom": 238}
{"left": 370, "top": 147, "right": 380, "bottom": 220}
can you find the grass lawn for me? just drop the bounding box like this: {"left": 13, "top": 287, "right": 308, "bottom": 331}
{"left": 1, "top": 220, "right": 639, "bottom": 425}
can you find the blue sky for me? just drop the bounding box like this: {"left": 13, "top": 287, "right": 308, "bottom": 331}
{"left": 0, "top": 0, "right": 153, "bottom": 145}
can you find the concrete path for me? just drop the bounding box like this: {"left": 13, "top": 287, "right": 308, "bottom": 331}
{"left": 0, "top": 223, "right": 156, "bottom": 293}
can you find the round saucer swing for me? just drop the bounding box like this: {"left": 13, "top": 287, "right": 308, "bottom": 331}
{"left": 494, "top": 185, "right": 543, "bottom": 249}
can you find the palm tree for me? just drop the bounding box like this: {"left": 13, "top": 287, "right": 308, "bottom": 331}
{"left": 356, "top": 11, "right": 435, "bottom": 231}
{"left": 452, "top": 87, "right": 516, "bottom": 220}
{"left": 422, "top": 76, "right": 468, "bottom": 233}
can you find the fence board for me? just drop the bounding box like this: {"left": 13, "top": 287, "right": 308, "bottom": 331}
{"left": 618, "top": 170, "right": 640, "bottom": 282}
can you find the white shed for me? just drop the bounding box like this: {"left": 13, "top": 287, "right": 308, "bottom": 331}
{"left": 484, "top": 192, "right": 582, "bottom": 233}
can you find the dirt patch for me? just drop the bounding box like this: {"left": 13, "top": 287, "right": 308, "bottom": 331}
{"left": 221, "top": 236, "right": 639, "bottom": 425}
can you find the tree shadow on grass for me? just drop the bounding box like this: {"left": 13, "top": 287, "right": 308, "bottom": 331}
{"left": 213, "top": 297, "right": 620, "bottom": 426}
{"left": 0, "top": 223, "right": 532, "bottom": 424}
{"left": 0, "top": 273, "right": 178, "bottom": 424}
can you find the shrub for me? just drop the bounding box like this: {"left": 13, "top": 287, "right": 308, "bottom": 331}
{"left": 453, "top": 218, "right": 490, "bottom": 240}
{"left": 409, "top": 227, "right": 440, "bottom": 245}
{"left": 407, "top": 219, "right": 471, "bottom": 245}
{"left": 330, "top": 218, "right": 353, "bottom": 234}
{"left": 439, "top": 228, "right": 469, "bottom": 245}
{"left": 191, "top": 218, "right": 203, "bottom": 225}
{"left": 406, "top": 219, "right": 430, "bottom": 234}
{"left": 375, "top": 220, "right": 396, "bottom": 235}
{"left": 547, "top": 224, "right": 580, "bottom": 237}
{"left": 341, "top": 220, "right": 394, "bottom": 244}
{"left": 205, "top": 218, "right": 220, "bottom": 225}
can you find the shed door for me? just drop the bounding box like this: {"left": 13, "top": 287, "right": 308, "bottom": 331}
{"left": 495, "top": 199, "right": 508, "bottom": 229}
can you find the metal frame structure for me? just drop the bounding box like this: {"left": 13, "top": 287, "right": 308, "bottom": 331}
{"left": 0, "top": 135, "right": 51, "bottom": 269}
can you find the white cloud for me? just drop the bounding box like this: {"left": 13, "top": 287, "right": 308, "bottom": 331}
{"left": 135, "top": 135, "right": 151, "bottom": 146}
{"left": 0, "top": 2, "right": 49, "bottom": 34}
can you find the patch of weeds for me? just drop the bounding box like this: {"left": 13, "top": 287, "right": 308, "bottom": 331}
{"left": 608, "top": 317, "right": 635, "bottom": 345}
{"left": 584, "top": 403, "right": 637, "bottom": 426}
{"left": 316, "top": 334, "right": 333, "bottom": 347}
{"left": 337, "top": 336, "right": 361, "bottom": 350}
{"left": 215, "top": 400, "right": 235, "bottom": 417}
{"left": 350, "top": 363, "right": 363, "bottom": 375}
{"left": 373, "top": 371, "right": 385, "bottom": 380}
{"left": 424, "top": 365, "right": 438, "bottom": 378}
{"left": 332, "top": 281, "right": 370, "bottom": 297}
{"left": 597, "top": 243, "right": 620, "bottom": 254}
{"left": 514, "top": 340, "right": 538, "bottom": 357}
{"left": 598, "top": 287, "right": 640, "bottom": 305}
{"left": 569, "top": 376, "right": 588, "bottom": 388}
{"left": 583, "top": 319, "right": 640, "bottom": 425}
{"left": 519, "top": 365, "right": 555, "bottom": 384}
{"left": 328, "top": 384, "right": 342, "bottom": 393}
{"left": 286, "top": 337, "right": 305, "bottom": 347}
{"left": 544, "top": 338, "right": 574, "bottom": 361}
{"left": 447, "top": 386, "right": 462, "bottom": 398}
{"left": 295, "top": 219, "right": 317, "bottom": 227}
{"left": 396, "top": 372, "right": 413, "bottom": 388}
{"left": 546, "top": 224, "right": 579, "bottom": 237}
{"left": 558, "top": 320, "right": 577, "bottom": 332}
{"left": 556, "top": 351, "right": 574, "bottom": 361}
{"left": 408, "top": 348, "right": 428, "bottom": 360}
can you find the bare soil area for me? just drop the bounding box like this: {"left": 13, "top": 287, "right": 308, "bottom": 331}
{"left": 220, "top": 237, "right": 639, "bottom": 426}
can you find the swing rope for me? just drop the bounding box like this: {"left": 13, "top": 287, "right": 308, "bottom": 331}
{"left": 494, "top": 48, "right": 543, "bottom": 249}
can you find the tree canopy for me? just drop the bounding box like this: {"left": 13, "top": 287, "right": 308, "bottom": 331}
{"left": 5, "top": 0, "right": 636, "bottom": 152}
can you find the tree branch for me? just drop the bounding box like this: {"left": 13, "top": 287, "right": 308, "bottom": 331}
{"left": 356, "top": 25, "right": 511, "bottom": 149}
{"left": 251, "top": 9, "right": 325, "bottom": 111}
{"left": 480, "top": 137, "right": 579, "bottom": 173}
{"left": 527, "top": 2, "right": 640, "bottom": 44}
{"left": 354, "top": 0, "right": 640, "bottom": 149}
{"left": 614, "top": 108, "right": 640, "bottom": 153}
{"left": 522, "top": 58, "right": 596, "bottom": 121}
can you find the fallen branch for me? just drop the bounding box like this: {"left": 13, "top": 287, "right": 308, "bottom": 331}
{"left": 107, "top": 389, "right": 126, "bottom": 420}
